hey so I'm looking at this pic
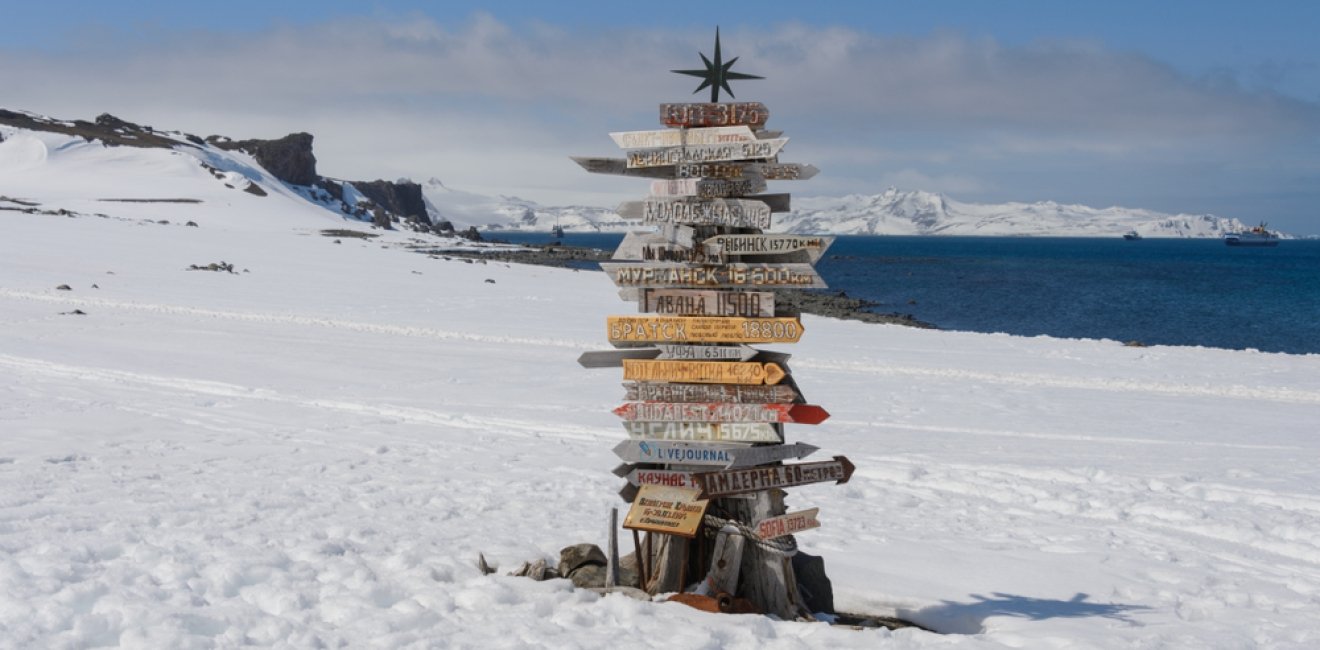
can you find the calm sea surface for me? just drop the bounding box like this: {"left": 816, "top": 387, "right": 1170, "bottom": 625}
{"left": 489, "top": 232, "right": 1320, "bottom": 355}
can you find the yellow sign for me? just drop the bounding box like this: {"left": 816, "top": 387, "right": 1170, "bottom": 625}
{"left": 607, "top": 315, "right": 803, "bottom": 344}
{"left": 622, "top": 485, "right": 710, "bottom": 539}
{"left": 622, "top": 359, "right": 786, "bottom": 385}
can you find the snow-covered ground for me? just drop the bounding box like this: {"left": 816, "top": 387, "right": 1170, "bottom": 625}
{"left": 4, "top": 125, "right": 1320, "bottom": 647}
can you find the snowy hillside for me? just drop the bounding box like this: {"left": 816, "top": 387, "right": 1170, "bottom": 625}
{"left": 421, "top": 177, "right": 631, "bottom": 232}
{"left": 4, "top": 168, "right": 1320, "bottom": 647}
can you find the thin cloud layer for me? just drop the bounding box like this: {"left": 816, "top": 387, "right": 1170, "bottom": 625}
{"left": 3, "top": 15, "right": 1318, "bottom": 229}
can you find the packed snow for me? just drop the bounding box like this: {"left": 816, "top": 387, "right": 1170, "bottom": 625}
{"left": 4, "top": 123, "right": 1320, "bottom": 648}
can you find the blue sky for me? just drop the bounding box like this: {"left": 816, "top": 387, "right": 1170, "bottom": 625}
{"left": 4, "top": 1, "right": 1319, "bottom": 233}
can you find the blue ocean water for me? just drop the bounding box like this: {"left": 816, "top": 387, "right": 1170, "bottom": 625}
{"left": 489, "top": 232, "right": 1320, "bottom": 355}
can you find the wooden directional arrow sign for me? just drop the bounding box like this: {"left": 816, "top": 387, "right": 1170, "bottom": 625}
{"left": 755, "top": 508, "right": 821, "bottom": 540}
{"left": 623, "top": 421, "right": 784, "bottom": 444}
{"left": 642, "top": 290, "right": 774, "bottom": 318}
{"left": 570, "top": 156, "right": 677, "bottom": 179}
{"left": 702, "top": 235, "right": 834, "bottom": 264}
{"left": 650, "top": 177, "right": 768, "bottom": 199}
{"left": 608, "top": 315, "right": 803, "bottom": 344}
{"left": 614, "top": 402, "right": 829, "bottom": 425}
{"left": 577, "top": 348, "right": 660, "bottom": 369}
{"left": 725, "top": 442, "right": 822, "bottom": 469}
{"left": 626, "top": 139, "right": 788, "bottom": 169}
{"left": 615, "top": 464, "right": 700, "bottom": 489}
{"left": 611, "top": 230, "right": 698, "bottom": 261}
{"left": 611, "top": 125, "right": 755, "bottom": 149}
{"left": 694, "top": 455, "right": 854, "bottom": 498}
{"left": 617, "top": 198, "right": 771, "bottom": 229}
{"left": 613, "top": 439, "right": 747, "bottom": 467}
{"left": 660, "top": 102, "right": 769, "bottom": 128}
{"left": 624, "top": 382, "right": 801, "bottom": 404}
{"left": 656, "top": 343, "right": 758, "bottom": 361}
{"left": 676, "top": 162, "right": 819, "bottom": 181}
{"left": 621, "top": 359, "right": 786, "bottom": 385}
{"left": 623, "top": 484, "right": 709, "bottom": 539}
{"left": 601, "top": 262, "right": 827, "bottom": 290}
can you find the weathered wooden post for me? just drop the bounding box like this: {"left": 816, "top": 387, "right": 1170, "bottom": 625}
{"left": 576, "top": 28, "right": 851, "bottom": 620}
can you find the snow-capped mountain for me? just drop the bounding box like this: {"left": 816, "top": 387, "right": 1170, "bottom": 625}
{"left": 420, "top": 177, "right": 631, "bottom": 232}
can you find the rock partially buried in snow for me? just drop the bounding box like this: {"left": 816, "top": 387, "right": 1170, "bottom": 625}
{"left": 559, "top": 544, "right": 607, "bottom": 578}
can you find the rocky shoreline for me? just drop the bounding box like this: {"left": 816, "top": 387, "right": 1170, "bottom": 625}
{"left": 424, "top": 242, "right": 938, "bottom": 329}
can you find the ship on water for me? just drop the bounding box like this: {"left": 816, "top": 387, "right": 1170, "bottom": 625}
{"left": 1225, "top": 222, "right": 1280, "bottom": 247}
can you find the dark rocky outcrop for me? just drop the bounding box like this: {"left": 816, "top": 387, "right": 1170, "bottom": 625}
{"left": 350, "top": 179, "right": 428, "bottom": 224}
{"left": 0, "top": 110, "right": 180, "bottom": 149}
{"left": 211, "top": 132, "right": 318, "bottom": 186}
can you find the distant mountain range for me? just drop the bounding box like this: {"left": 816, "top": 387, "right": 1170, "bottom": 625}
{"left": 2, "top": 109, "right": 1261, "bottom": 238}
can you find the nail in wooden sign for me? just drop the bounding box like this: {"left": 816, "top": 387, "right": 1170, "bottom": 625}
{"left": 614, "top": 402, "right": 829, "bottom": 425}
{"left": 621, "top": 359, "right": 786, "bottom": 385}
{"left": 601, "top": 262, "right": 826, "bottom": 290}
{"left": 755, "top": 508, "right": 821, "bottom": 540}
{"left": 642, "top": 290, "right": 774, "bottom": 318}
{"left": 623, "top": 484, "right": 710, "bottom": 539}
{"left": 623, "top": 421, "right": 784, "bottom": 444}
{"left": 702, "top": 235, "right": 834, "bottom": 263}
{"left": 624, "top": 382, "right": 801, "bottom": 404}
{"left": 608, "top": 315, "right": 804, "bottom": 344}
{"left": 656, "top": 343, "right": 758, "bottom": 361}
{"left": 693, "top": 456, "right": 854, "bottom": 498}
{"left": 617, "top": 198, "right": 771, "bottom": 229}
{"left": 660, "top": 102, "right": 769, "bottom": 128}
{"left": 612, "top": 439, "right": 747, "bottom": 467}
{"left": 626, "top": 139, "right": 788, "bottom": 169}
{"left": 611, "top": 125, "right": 756, "bottom": 149}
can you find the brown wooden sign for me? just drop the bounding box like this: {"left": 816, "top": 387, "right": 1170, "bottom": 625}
{"left": 611, "top": 125, "right": 756, "bottom": 149}
{"left": 623, "top": 485, "right": 710, "bottom": 539}
{"left": 623, "top": 421, "right": 783, "bottom": 444}
{"left": 641, "top": 290, "right": 774, "bottom": 318}
{"left": 626, "top": 139, "right": 788, "bottom": 169}
{"left": 600, "top": 262, "right": 827, "bottom": 290}
{"left": 650, "top": 177, "right": 768, "bottom": 198}
{"left": 616, "top": 465, "right": 701, "bottom": 490}
{"left": 611, "top": 229, "right": 697, "bottom": 261}
{"left": 617, "top": 198, "right": 771, "bottom": 228}
{"left": 570, "top": 156, "right": 676, "bottom": 179}
{"left": 755, "top": 508, "right": 821, "bottom": 540}
{"left": 609, "top": 315, "right": 803, "bottom": 344}
{"left": 660, "top": 102, "right": 769, "bottom": 128}
{"left": 621, "top": 359, "right": 786, "bottom": 385}
{"left": 655, "top": 344, "right": 758, "bottom": 361}
{"left": 675, "top": 162, "right": 819, "bottom": 180}
{"left": 624, "top": 382, "right": 800, "bottom": 404}
{"left": 614, "top": 402, "right": 828, "bottom": 425}
{"left": 702, "top": 235, "right": 834, "bottom": 263}
{"left": 693, "top": 456, "right": 855, "bottom": 498}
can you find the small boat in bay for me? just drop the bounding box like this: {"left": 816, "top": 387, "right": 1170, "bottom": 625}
{"left": 1122, "top": 230, "right": 1142, "bottom": 240}
{"left": 1225, "top": 222, "right": 1280, "bottom": 247}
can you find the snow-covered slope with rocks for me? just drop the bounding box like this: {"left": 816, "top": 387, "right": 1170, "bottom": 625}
{"left": 420, "top": 177, "right": 630, "bottom": 232}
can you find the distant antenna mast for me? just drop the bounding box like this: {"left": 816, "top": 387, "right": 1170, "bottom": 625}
{"left": 670, "top": 27, "right": 764, "bottom": 102}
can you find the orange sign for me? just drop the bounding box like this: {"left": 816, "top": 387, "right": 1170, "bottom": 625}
{"left": 607, "top": 315, "right": 803, "bottom": 344}
{"left": 623, "top": 485, "right": 710, "bottom": 538}
{"left": 621, "top": 359, "right": 786, "bottom": 385}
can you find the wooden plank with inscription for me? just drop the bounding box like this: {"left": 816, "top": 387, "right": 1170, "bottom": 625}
{"left": 694, "top": 456, "right": 854, "bottom": 497}
{"left": 570, "top": 156, "right": 678, "bottom": 179}
{"left": 612, "top": 439, "right": 746, "bottom": 467}
{"left": 611, "top": 230, "right": 698, "bottom": 261}
{"left": 608, "top": 315, "right": 803, "bottom": 344}
{"left": 626, "top": 139, "right": 788, "bottom": 169}
{"left": 623, "top": 382, "right": 800, "bottom": 404}
{"left": 623, "top": 421, "right": 783, "bottom": 443}
{"left": 655, "top": 343, "right": 757, "bottom": 361}
{"left": 650, "top": 176, "right": 768, "bottom": 199}
{"left": 601, "top": 263, "right": 826, "bottom": 290}
{"left": 675, "top": 162, "right": 819, "bottom": 180}
{"left": 611, "top": 125, "right": 755, "bottom": 149}
{"left": 617, "top": 198, "right": 771, "bottom": 229}
{"left": 615, "top": 464, "right": 701, "bottom": 490}
{"left": 641, "top": 289, "right": 774, "bottom": 317}
{"left": 702, "top": 235, "right": 834, "bottom": 263}
{"left": 621, "top": 359, "right": 786, "bottom": 385}
{"left": 727, "top": 442, "right": 820, "bottom": 469}
{"left": 577, "top": 348, "right": 660, "bottom": 368}
{"left": 622, "top": 485, "right": 710, "bottom": 539}
{"left": 660, "top": 102, "right": 769, "bottom": 128}
{"left": 755, "top": 508, "right": 821, "bottom": 540}
{"left": 614, "top": 402, "right": 829, "bottom": 425}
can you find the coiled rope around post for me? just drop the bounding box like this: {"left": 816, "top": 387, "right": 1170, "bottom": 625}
{"left": 702, "top": 514, "right": 798, "bottom": 557}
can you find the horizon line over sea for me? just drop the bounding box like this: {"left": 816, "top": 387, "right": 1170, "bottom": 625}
{"left": 489, "top": 232, "right": 1320, "bottom": 356}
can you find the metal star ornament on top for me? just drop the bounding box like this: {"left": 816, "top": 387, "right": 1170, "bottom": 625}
{"left": 671, "top": 27, "right": 764, "bottom": 103}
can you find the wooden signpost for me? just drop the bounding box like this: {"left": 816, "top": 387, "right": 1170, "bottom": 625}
{"left": 755, "top": 508, "right": 821, "bottom": 541}
{"left": 601, "top": 262, "right": 826, "bottom": 290}
{"left": 623, "top": 421, "right": 783, "bottom": 443}
{"left": 573, "top": 36, "right": 853, "bottom": 618}
{"left": 614, "top": 402, "right": 829, "bottom": 425}
{"left": 693, "top": 456, "right": 855, "bottom": 498}
{"left": 607, "top": 315, "right": 803, "bottom": 344}
{"left": 621, "top": 359, "right": 786, "bottom": 385}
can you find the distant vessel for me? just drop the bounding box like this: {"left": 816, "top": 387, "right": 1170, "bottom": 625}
{"left": 1225, "top": 223, "right": 1279, "bottom": 247}
{"left": 1122, "top": 230, "right": 1142, "bottom": 240}
{"left": 551, "top": 224, "right": 565, "bottom": 239}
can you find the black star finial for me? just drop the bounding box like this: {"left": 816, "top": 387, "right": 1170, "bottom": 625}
{"left": 671, "top": 27, "right": 764, "bottom": 103}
